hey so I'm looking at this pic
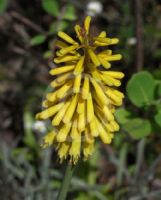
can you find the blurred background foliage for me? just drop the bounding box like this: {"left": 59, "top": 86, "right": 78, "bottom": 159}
{"left": 0, "top": 0, "right": 161, "bottom": 199}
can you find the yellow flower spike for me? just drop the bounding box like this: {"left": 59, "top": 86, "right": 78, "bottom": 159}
{"left": 56, "top": 123, "right": 72, "bottom": 142}
{"left": 84, "top": 16, "right": 91, "bottom": 35}
{"left": 36, "top": 16, "right": 124, "bottom": 164}
{"left": 49, "top": 65, "right": 75, "bottom": 75}
{"left": 82, "top": 76, "right": 89, "bottom": 99}
{"left": 87, "top": 93, "right": 94, "bottom": 122}
{"left": 73, "top": 74, "right": 81, "bottom": 93}
{"left": 88, "top": 49, "right": 100, "bottom": 66}
{"left": 58, "top": 31, "right": 78, "bottom": 45}
{"left": 52, "top": 101, "right": 70, "bottom": 126}
{"left": 41, "top": 130, "right": 56, "bottom": 148}
{"left": 63, "top": 94, "right": 78, "bottom": 123}
{"left": 74, "top": 56, "right": 85, "bottom": 75}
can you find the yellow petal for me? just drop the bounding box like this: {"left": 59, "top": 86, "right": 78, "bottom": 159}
{"left": 56, "top": 123, "right": 72, "bottom": 142}
{"left": 52, "top": 101, "right": 70, "bottom": 126}
{"left": 54, "top": 55, "right": 79, "bottom": 63}
{"left": 69, "top": 129, "right": 81, "bottom": 164}
{"left": 84, "top": 127, "right": 94, "bottom": 144}
{"left": 49, "top": 65, "right": 75, "bottom": 75}
{"left": 56, "top": 81, "right": 73, "bottom": 99}
{"left": 63, "top": 94, "right": 78, "bottom": 123}
{"left": 36, "top": 102, "right": 64, "bottom": 120}
{"left": 46, "top": 92, "right": 57, "bottom": 102}
{"left": 78, "top": 105, "right": 86, "bottom": 132}
{"left": 55, "top": 40, "right": 67, "bottom": 48}
{"left": 88, "top": 49, "right": 100, "bottom": 66}
{"left": 110, "top": 120, "right": 120, "bottom": 131}
{"left": 82, "top": 75, "right": 89, "bottom": 99}
{"left": 89, "top": 119, "right": 99, "bottom": 137}
{"left": 103, "top": 71, "right": 124, "bottom": 79}
{"left": 41, "top": 130, "right": 56, "bottom": 148}
{"left": 105, "top": 88, "right": 124, "bottom": 104}
{"left": 74, "top": 56, "right": 85, "bottom": 75}
{"left": 98, "top": 56, "right": 111, "bottom": 69}
{"left": 59, "top": 44, "right": 78, "bottom": 55}
{"left": 83, "top": 142, "right": 94, "bottom": 160}
{"left": 104, "top": 54, "right": 122, "bottom": 61}
{"left": 95, "top": 117, "right": 112, "bottom": 144}
{"left": 84, "top": 16, "right": 91, "bottom": 35}
{"left": 73, "top": 74, "right": 81, "bottom": 93}
{"left": 103, "top": 106, "right": 114, "bottom": 121}
{"left": 98, "top": 31, "right": 106, "bottom": 38}
{"left": 94, "top": 37, "right": 119, "bottom": 44}
{"left": 90, "top": 78, "right": 108, "bottom": 105}
{"left": 77, "top": 96, "right": 85, "bottom": 114}
{"left": 74, "top": 25, "right": 83, "bottom": 43}
{"left": 58, "top": 142, "right": 70, "bottom": 162}
{"left": 87, "top": 93, "right": 94, "bottom": 122}
{"left": 58, "top": 31, "right": 78, "bottom": 45}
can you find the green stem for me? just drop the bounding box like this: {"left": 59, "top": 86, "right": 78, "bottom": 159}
{"left": 57, "top": 163, "right": 74, "bottom": 200}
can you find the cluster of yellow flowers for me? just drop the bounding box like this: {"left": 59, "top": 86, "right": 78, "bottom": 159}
{"left": 36, "top": 16, "right": 124, "bottom": 164}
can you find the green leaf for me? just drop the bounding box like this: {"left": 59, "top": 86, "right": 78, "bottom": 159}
{"left": 0, "top": 0, "right": 8, "bottom": 14}
{"left": 115, "top": 108, "right": 132, "bottom": 124}
{"left": 126, "top": 71, "right": 155, "bottom": 107}
{"left": 30, "top": 35, "right": 46, "bottom": 46}
{"left": 154, "top": 112, "right": 161, "bottom": 128}
{"left": 49, "top": 21, "right": 69, "bottom": 34}
{"left": 123, "top": 118, "right": 151, "bottom": 139}
{"left": 43, "top": 50, "right": 53, "bottom": 59}
{"left": 155, "top": 82, "right": 161, "bottom": 98}
{"left": 63, "top": 4, "right": 77, "bottom": 21}
{"left": 42, "top": 0, "right": 59, "bottom": 17}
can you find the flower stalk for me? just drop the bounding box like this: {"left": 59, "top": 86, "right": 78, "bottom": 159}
{"left": 57, "top": 163, "right": 74, "bottom": 200}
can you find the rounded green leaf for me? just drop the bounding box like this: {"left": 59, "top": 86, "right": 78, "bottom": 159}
{"left": 30, "top": 35, "right": 46, "bottom": 46}
{"left": 154, "top": 112, "right": 161, "bottom": 128}
{"left": 42, "top": 0, "right": 59, "bottom": 17}
{"left": 63, "top": 4, "right": 77, "bottom": 21}
{"left": 123, "top": 118, "right": 151, "bottom": 139}
{"left": 115, "top": 108, "right": 132, "bottom": 124}
{"left": 126, "top": 71, "right": 155, "bottom": 107}
{"left": 0, "top": 0, "right": 8, "bottom": 14}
